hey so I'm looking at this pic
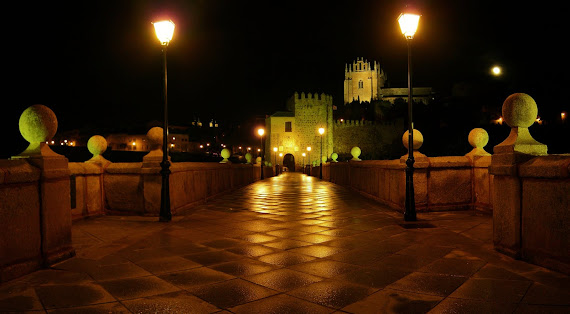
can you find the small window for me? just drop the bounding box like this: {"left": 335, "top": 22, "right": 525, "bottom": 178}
{"left": 358, "top": 80, "right": 363, "bottom": 88}
{"left": 285, "top": 121, "right": 292, "bottom": 132}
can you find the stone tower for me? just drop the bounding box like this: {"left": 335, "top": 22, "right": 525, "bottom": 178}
{"left": 344, "top": 57, "right": 387, "bottom": 104}
{"left": 265, "top": 92, "right": 333, "bottom": 170}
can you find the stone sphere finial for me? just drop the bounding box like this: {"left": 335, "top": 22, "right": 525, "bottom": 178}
{"left": 402, "top": 129, "right": 423, "bottom": 151}
{"left": 466, "top": 128, "right": 491, "bottom": 158}
{"left": 350, "top": 146, "right": 362, "bottom": 161}
{"left": 502, "top": 93, "right": 538, "bottom": 128}
{"left": 86, "top": 135, "right": 111, "bottom": 166}
{"left": 19, "top": 104, "right": 58, "bottom": 143}
{"left": 256, "top": 156, "right": 262, "bottom": 164}
{"left": 468, "top": 128, "right": 489, "bottom": 149}
{"left": 245, "top": 152, "right": 253, "bottom": 163}
{"left": 493, "top": 93, "right": 547, "bottom": 156}
{"left": 331, "top": 152, "right": 338, "bottom": 162}
{"left": 146, "top": 127, "right": 163, "bottom": 147}
{"left": 220, "top": 148, "right": 231, "bottom": 163}
{"left": 87, "top": 135, "right": 108, "bottom": 156}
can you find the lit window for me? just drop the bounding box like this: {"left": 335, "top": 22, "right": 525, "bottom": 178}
{"left": 285, "top": 121, "right": 292, "bottom": 132}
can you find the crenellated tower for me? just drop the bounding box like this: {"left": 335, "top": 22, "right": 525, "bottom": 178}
{"left": 344, "top": 57, "right": 387, "bottom": 104}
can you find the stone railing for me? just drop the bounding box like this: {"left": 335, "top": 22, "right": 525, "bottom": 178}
{"left": 1, "top": 106, "right": 274, "bottom": 282}
{"left": 312, "top": 93, "right": 569, "bottom": 275}
{"left": 324, "top": 156, "right": 493, "bottom": 212}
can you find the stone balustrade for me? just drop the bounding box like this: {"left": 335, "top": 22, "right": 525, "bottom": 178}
{"left": 0, "top": 106, "right": 274, "bottom": 282}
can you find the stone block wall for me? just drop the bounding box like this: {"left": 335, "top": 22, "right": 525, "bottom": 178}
{"left": 323, "top": 156, "right": 494, "bottom": 212}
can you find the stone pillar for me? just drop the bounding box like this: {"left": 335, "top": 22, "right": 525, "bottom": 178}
{"left": 13, "top": 105, "right": 75, "bottom": 265}
{"left": 489, "top": 93, "right": 547, "bottom": 258}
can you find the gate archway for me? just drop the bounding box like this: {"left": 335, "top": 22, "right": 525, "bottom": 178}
{"left": 283, "top": 153, "right": 295, "bottom": 172}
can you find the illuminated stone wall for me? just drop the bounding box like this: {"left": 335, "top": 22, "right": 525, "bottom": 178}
{"left": 333, "top": 119, "right": 404, "bottom": 160}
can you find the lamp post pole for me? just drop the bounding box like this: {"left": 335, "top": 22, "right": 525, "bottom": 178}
{"left": 404, "top": 37, "right": 416, "bottom": 222}
{"left": 318, "top": 128, "right": 325, "bottom": 179}
{"left": 258, "top": 128, "right": 265, "bottom": 180}
{"left": 398, "top": 12, "right": 420, "bottom": 222}
{"left": 154, "top": 20, "right": 175, "bottom": 223}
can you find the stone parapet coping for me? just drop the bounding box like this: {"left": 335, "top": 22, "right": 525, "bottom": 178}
{"left": 519, "top": 154, "right": 570, "bottom": 178}
{"left": 68, "top": 162, "right": 104, "bottom": 175}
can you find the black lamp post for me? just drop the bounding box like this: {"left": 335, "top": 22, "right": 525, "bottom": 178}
{"left": 398, "top": 11, "right": 420, "bottom": 221}
{"left": 318, "top": 127, "right": 325, "bottom": 179}
{"left": 154, "top": 20, "right": 175, "bottom": 222}
{"left": 258, "top": 128, "right": 265, "bottom": 179}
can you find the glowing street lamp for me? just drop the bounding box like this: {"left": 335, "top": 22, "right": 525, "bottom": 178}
{"left": 318, "top": 127, "right": 325, "bottom": 179}
{"left": 398, "top": 9, "right": 420, "bottom": 221}
{"left": 153, "top": 19, "right": 175, "bottom": 222}
{"left": 258, "top": 128, "right": 265, "bottom": 179}
{"left": 491, "top": 66, "right": 502, "bottom": 76}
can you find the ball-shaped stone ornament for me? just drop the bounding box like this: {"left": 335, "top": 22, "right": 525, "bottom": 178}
{"left": 245, "top": 152, "right": 252, "bottom": 163}
{"left": 351, "top": 146, "right": 361, "bottom": 158}
{"left": 331, "top": 152, "right": 338, "bottom": 161}
{"left": 502, "top": 93, "right": 538, "bottom": 128}
{"left": 87, "top": 135, "right": 108, "bottom": 156}
{"left": 402, "top": 129, "right": 423, "bottom": 150}
{"left": 146, "top": 127, "right": 163, "bottom": 146}
{"left": 468, "top": 128, "right": 489, "bottom": 149}
{"left": 19, "top": 104, "right": 58, "bottom": 143}
{"left": 221, "top": 148, "right": 231, "bottom": 159}
{"left": 256, "top": 156, "right": 261, "bottom": 164}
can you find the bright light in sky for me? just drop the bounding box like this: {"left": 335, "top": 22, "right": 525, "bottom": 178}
{"left": 491, "top": 66, "right": 502, "bottom": 76}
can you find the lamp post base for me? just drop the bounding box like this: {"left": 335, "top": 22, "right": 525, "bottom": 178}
{"left": 159, "top": 160, "right": 172, "bottom": 222}
{"left": 404, "top": 157, "right": 416, "bottom": 221}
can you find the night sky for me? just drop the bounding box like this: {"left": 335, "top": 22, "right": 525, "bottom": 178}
{"left": 2, "top": 0, "right": 567, "bottom": 157}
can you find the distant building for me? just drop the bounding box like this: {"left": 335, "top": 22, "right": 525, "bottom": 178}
{"left": 106, "top": 132, "right": 194, "bottom": 152}
{"left": 265, "top": 92, "right": 333, "bottom": 171}
{"left": 344, "top": 57, "right": 433, "bottom": 104}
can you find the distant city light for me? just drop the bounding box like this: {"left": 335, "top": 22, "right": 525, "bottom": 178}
{"left": 257, "top": 128, "right": 265, "bottom": 136}
{"left": 491, "top": 66, "right": 502, "bottom": 76}
{"left": 493, "top": 116, "right": 504, "bottom": 125}
{"left": 199, "top": 145, "right": 203, "bottom": 148}
{"left": 562, "top": 112, "right": 567, "bottom": 121}
{"left": 247, "top": 147, "right": 251, "bottom": 151}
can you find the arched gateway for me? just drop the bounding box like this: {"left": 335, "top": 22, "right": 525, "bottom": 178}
{"left": 283, "top": 153, "right": 295, "bottom": 172}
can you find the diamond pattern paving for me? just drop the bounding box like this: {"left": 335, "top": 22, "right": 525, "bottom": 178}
{"left": 1, "top": 172, "right": 569, "bottom": 313}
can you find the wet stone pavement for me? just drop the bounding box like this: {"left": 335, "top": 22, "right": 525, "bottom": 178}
{"left": 1, "top": 172, "right": 570, "bottom": 313}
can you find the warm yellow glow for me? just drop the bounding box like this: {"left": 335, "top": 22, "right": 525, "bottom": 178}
{"left": 247, "top": 147, "right": 251, "bottom": 151}
{"left": 153, "top": 20, "right": 175, "bottom": 45}
{"left": 562, "top": 112, "right": 567, "bottom": 120}
{"left": 132, "top": 142, "right": 136, "bottom": 146}
{"left": 257, "top": 148, "right": 261, "bottom": 152}
{"left": 491, "top": 66, "right": 502, "bottom": 76}
{"left": 318, "top": 127, "right": 325, "bottom": 135}
{"left": 257, "top": 128, "right": 265, "bottom": 136}
{"left": 340, "top": 119, "right": 344, "bottom": 122}
{"left": 171, "top": 143, "right": 175, "bottom": 147}
{"left": 238, "top": 146, "right": 242, "bottom": 150}
{"left": 273, "top": 147, "right": 278, "bottom": 152}
{"left": 307, "top": 147, "right": 312, "bottom": 151}
{"left": 279, "top": 153, "right": 283, "bottom": 157}
{"left": 302, "top": 152, "right": 306, "bottom": 157}
{"left": 535, "top": 116, "right": 543, "bottom": 125}
{"left": 207, "top": 143, "right": 210, "bottom": 146}
{"left": 493, "top": 117, "right": 504, "bottom": 125}
{"left": 199, "top": 145, "right": 203, "bottom": 148}
{"left": 398, "top": 13, "right": 420, "bottom": 39}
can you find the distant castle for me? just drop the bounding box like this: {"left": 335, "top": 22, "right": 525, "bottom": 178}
{"left": 344, "top": 57, "right": 432, "bottom": 104}
{"left": 265, "top": 58, "right": 432, "bottom": 168}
